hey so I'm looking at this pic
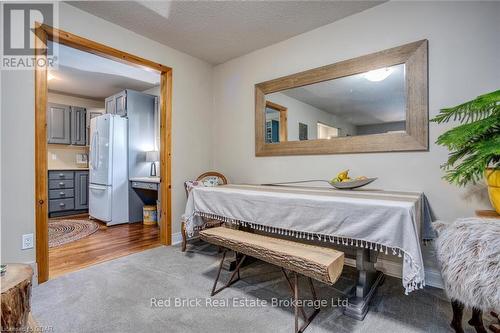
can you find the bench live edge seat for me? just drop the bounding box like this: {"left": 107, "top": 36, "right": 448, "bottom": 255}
{"left": 200, "top": 226, "right": 345, "bottom": 333}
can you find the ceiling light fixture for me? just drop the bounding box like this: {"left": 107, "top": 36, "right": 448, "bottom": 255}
{"left": 363, "top": 67, "right": 394, "bottom": 82}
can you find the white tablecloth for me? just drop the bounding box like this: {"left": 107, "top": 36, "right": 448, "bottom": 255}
{"left": 183, "top": 184, "right": 433, "bottom": 294}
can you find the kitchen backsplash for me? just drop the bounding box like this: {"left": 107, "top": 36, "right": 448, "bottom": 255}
{"left": 48, "top": 145, "right": 89, "bottom": 170}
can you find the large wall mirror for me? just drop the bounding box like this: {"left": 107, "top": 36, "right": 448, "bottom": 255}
{"left": 255, "top": 40, "right": 428, "bottom": 156}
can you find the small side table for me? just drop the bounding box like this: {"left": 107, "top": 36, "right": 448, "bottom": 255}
{"left": 475, "top": 210, "right": 500, "bottom": 218}
{"left": 1, "top": 264, "right": 34, "bottom": 331}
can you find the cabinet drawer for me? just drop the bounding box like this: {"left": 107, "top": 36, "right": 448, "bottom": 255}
{"left": 49, "top": 179, "right": 74, "bottom": 189}
{"left": 49, "top": 189, "right": 74, "bottom": 199}
{"left": 131, "top": 181, "right": 158, "bottom": 191}
{"left": 49, "top": 198, "right": 74, "bottom": 212}
{"left": 49, "top": 171, "right": 74, "bottom": 180}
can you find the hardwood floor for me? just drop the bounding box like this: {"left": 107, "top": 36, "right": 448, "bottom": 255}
{"left": 49, "top": 218, "right": 161, "bottom": 279}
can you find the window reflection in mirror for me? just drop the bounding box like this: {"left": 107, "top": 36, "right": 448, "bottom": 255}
{"left": 264, "top": 63, "right": 406, "bottom": 142}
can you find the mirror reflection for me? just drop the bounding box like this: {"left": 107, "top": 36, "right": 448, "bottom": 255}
{"left": 264, "top": 64, "right": 406, "bottom": 142}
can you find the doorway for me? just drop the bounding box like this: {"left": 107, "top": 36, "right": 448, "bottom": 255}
{"left": 34, "top": 24, "right": 172, "bottom": 283}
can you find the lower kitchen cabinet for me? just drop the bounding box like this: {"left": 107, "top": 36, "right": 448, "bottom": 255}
{"left": 48, "top": 170, "right": 89, "bottom": 217}
{"left": 74, "top": 171, "right": 89, "bottom": 210}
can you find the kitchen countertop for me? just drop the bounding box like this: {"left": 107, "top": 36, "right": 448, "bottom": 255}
{"left": 129, "top": 177, "right": 160, "bottom": 183}
{"left": 49, "top": 168, "right": 89, "bottom": 171}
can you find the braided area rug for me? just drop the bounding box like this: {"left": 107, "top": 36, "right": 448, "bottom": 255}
{"left": 49, "top": 219, "right": 100, "bottom": 248}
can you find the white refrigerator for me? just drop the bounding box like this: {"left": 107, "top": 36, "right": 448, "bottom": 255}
{"left": 89, "top": 114, "right": 129, "bottom": 225}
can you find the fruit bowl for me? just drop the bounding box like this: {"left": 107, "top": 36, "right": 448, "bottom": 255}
{"left": 329, "top": 177, "right": 377, "bottom": 189}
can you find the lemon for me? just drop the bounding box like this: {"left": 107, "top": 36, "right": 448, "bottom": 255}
{"left": 337, "top": 169, "right": 349, "bottom": 181}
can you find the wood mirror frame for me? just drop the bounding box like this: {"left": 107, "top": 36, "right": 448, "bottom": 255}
{"left": 255, "top": 40, "right": 428, "bottom": 156}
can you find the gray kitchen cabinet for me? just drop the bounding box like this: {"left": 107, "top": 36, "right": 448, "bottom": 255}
{"left": 47, "top": 103, "right": 71, "bottom": 144}
{"left": 48, "top": 171, "right": 74, "bottom": 180}
{"left": 48, "top": 170, "right": 89, "bottom": 217}
{"left": 71, "top": 106, "right": 87, "bottom": 145}
{"left": 105, "top": 90, "right": 128, "bottom": 116}
{"left": 49, "top": 179, "right": 74, "bottom": 189}
{"left": 114, "top": 91, "right": 127, "bottom": 116}
{"left": 74, "top": 171, "right": 89, "bottom": 210}
{"left": 49, "top": 188, "right": 74, "bottom": 199}
{"left": 49, "top": 198, "right": 75, "bottom": 213}
{"left": 48, "top": 103, "right": 87, "bottom": 145}
{"left": 105, "top": 96, "right": 115, "bottom": 114}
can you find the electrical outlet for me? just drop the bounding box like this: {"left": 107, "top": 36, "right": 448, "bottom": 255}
{"left": 51, "top": 153, "right": 57, "bottom": 160}
{"left": 22, "top": 233, "right": 34, "bottom": 250}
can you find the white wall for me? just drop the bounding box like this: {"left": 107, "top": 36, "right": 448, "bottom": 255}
{"left": 1, "top": 3, "right": 214, "bottom": 263}
{"left": 212, "top": 2, "right": 500, "bottom": 271}
{"left": 267, "top": 92, "right": 356, "bottom": 140}
{"left": 48, "top": 91, "right": 104, "bottom": 109}
{"left": 268, "top": 92, "right": 330, "bottom": 140}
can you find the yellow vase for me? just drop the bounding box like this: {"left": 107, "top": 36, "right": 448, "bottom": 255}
{"left": 485, "top": 168, "right": 500, "bottom": 214}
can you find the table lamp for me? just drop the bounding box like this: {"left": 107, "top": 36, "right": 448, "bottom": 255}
{"left": 145, "top": 150, "right": 159, "bottom": 177}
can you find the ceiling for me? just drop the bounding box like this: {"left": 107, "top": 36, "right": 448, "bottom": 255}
{"left": 68, "top": 1, "right": 384, "bottom": 65}
{"left": 48, "top": 41, "right": 159, "bottom": 99}
{"left": 272, "top": 63, "right": 406, "bottom": 125}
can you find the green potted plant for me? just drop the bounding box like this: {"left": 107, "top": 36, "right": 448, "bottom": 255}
{"left": 432, "top": 90, "right": 500, "bottom": 214}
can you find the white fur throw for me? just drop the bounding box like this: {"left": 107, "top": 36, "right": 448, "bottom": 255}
{"left": 434, "top": 217, "right": 500, "bottom": 310}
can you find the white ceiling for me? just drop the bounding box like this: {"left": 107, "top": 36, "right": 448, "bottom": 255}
{"left": 68, "top": 1, "right": 384, "bottom": 65}
{"left": 273, "top": 63, "right": 406, "bottom": 125}
{"left": 48, "top": 41, "right": 159, "bottom": 99}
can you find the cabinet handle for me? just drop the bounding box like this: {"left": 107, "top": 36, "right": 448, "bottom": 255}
{"left": 59, "top": 192, "right": 65, "bottom": 196}
{"left": 59, "top": 173, "right": 64, "bottom": 178}
{"left": 59, "top": 182, "right": 65, "bottom": 186}
{"left": 59, "top": 203, "right": 66, "bottom": 207}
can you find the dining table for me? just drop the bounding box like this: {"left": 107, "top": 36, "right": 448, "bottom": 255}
{"left": 182, "top": 183, "right": 435, "bottom": 320}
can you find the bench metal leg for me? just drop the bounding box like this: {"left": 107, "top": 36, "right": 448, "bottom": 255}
{"left": 210, "top": 250, "right": 246, "bottom": 296}
{"left": 343, "top": 248, "right": 384, "bottom": 321}
{"left": 281, "top": 269, "right": 320, "bottom": 333}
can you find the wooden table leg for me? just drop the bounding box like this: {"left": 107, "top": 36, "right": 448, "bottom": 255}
{"left": 451, "top": 300, "right": 465, "bottom": 333}
{"left": 343, "top": 248, "right": 384, "bottom": 321}
{"left": 181, "top": 222, "right": 187, "bottom": 252}
{"left": 468, "top": 308, "right": 487, "bottom": 333}
{"left": 294, "top": 273, "right": 299, "bottom": 333}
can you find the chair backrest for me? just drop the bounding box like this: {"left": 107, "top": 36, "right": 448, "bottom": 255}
{"left": 184, "top": 171, "right": 228, "bottom": 198}
{"left": 196, "top": 172, "right": 228, "bottom": 186}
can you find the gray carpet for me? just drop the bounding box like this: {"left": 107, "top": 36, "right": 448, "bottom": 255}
{"left": 32, "top": 243, "right": 481, "bottom": 333}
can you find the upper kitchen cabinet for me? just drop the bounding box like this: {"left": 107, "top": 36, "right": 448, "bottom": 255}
{"left": 71, "top": 106, "right": 87, "bottom": 145}
{"left": 47, "top": 103, "right": 87, "bottom": 145}
{"left": 105, "top": 96, "right": 115, "bottom": 115}
{"left": 105, "top": 90, "right": 127, "bottom": 116}
{"left": 48, "top": 103, "right": 71, "bottom": 144}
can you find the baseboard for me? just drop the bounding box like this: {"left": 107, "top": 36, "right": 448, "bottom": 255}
{"left": 171, "top": 232, "right": 183, "bottom": 246}
{"left": 344, "top": 257, "right": 444, "bottom": 289}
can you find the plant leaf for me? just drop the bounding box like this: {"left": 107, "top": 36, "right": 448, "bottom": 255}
{"left": 431, "top": 90, "right": 500, "bottom": 124}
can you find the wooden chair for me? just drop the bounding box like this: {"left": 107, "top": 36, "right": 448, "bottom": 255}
{"left": 181, "top": 171, "right": 228, "bottom": 252}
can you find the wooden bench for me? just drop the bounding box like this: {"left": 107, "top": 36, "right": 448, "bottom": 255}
{"left": 200, "top": 227, "right": 344, "bottom": 333}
